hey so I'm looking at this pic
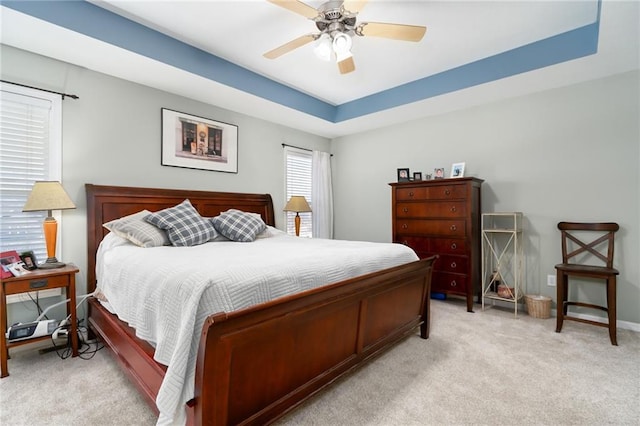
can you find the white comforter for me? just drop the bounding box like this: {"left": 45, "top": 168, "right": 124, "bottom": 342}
{"left": 96, "top": 230, "right": 418, "bottom": 425}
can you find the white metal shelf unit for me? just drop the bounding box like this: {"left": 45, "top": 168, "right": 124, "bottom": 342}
{"left": 481, "top": 212, "right": 524, "bottom": 317}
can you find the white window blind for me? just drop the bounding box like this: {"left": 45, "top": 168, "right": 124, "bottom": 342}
{"left": 0, "top": 83, "right": 62, "bottom": 263}
{"left": 284, "top": 147, "right": 312, "bottom": 237}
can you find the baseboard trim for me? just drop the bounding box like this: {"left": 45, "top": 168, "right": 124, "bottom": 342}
{"left": 550, "top": 309, "right": 640, "bottom": 332}
{"left": 479, "top": 299, "right": 640, "bottom": 333}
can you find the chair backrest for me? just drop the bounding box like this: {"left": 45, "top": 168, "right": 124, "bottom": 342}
{"left": 557, "top": 222, "right": 619, "bottom": 268}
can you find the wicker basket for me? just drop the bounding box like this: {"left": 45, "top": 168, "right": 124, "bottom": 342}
{"left": 525, "top": 295, "right": 552, "bottom": 319}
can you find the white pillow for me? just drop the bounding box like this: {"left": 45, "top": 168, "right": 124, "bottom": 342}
{"left": 103, "top": 210, "right": 169, "bottom": 248}
{"left": 255, "top": 225, "right": 287, "bottom": 239}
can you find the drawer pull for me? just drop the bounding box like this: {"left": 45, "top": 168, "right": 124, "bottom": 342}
{"left": 30, "top": 279, "right": 48, "bottom": 289}
{"left": 450, "top": 225, "right": 457, "bottom": 231}
{"left": 403, "top": 208, "right": 409, "bottom": 213}
{"left": 402, "top": 224, "right": 408, "bottom": 229}
{"left": 408, "top": 191, "right": 414, "bottom": 197}
{"left": 450, "top": 206, "right": 457, "bottom": 212}
{"left": 450, "top": 280, "right": 457, "bottom": 287}
{"left": 450, "top": 262, "right": 457, "bottom": 269}
{"left": 444, "top": 189, "right": 451, "bottom": 196}
{"left": 450, "top": 243, "right": 457, "bottom": 250}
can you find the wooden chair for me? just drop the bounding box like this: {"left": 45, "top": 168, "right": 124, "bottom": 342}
{"left": 555, "top": 222, "right": 619, "bottom": 345}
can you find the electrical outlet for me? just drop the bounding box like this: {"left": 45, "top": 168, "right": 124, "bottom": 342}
{"left": 547, "top": 275, "right": 556, "bottom": 287}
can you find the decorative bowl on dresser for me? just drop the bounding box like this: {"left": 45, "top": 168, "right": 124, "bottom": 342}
{"left": 390, "top": 177, "right": 483, "bottom": 312}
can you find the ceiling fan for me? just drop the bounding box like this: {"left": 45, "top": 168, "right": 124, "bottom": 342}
{"left": 264, "top": 0, "right": 427, "bottom": 74}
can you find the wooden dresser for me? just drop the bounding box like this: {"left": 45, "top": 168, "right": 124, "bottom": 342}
{"left": 390, "top": 177, "right": 483, "bottom": 312}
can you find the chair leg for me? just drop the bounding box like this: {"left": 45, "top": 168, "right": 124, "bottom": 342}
{"left": 555, "top": 271, "right": 566, "bottom": 333}
{"left": 607, "top": 277, "right": 617, "bottom": 346}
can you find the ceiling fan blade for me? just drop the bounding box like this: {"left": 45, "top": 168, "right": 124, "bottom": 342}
{"left": 358, "top": 22, "right": 427, "bottom": 42}
{"left": 263, "top": 34, "right": 317, "bottom": 59}
{"left": 267, "top": 0, "right": 319, "bottom": 19}
{"left": 343, "top": 0, "right": 368, "bottom": 14}
{"left": 338, "top": 56, "right": 356, "bottom": 74}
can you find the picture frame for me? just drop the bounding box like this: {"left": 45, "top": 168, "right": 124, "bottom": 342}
{"left": 20, "top": 251, "right": 38, "bottom": 270}
{"left": 161, "top": 108, "right": 238, "bottom": 173}
{"left": 451, "top": 162, "right": 466, "bottom": 178}
{"left": 434, "top": 168, "right": 445, "bottom": 179}
{"left": 1, "top": 250, "right": 21, "bottom": 279}
{"left": 397, "top": 168, "right": 410, "bottom": 182}
{"left": 413, "top": 172, "right": 423, "bottom": 181}
{"left": 7, "top": 262, "right": 29, "bottom": 277}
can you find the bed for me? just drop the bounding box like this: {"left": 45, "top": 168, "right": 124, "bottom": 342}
{"left": 85, "top": 184, "right": 436, "bottom": 425}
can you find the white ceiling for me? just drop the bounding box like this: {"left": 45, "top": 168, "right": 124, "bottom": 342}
{"left": 1, "top": 1, "right": 638, "bottom": 138}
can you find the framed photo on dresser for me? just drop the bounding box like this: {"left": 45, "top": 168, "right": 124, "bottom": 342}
{"left": 397, "top": 168, "right": 410, "bottom": 182}
{"left": 451, "top": 162, "right": 465, "bottom": 178}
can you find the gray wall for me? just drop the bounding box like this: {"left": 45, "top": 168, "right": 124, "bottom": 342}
{"left": 331, "top": 70, "right": 640, "bottom": 325}
{"left": 2, "top": 44, "right": 639, "bottom": 327}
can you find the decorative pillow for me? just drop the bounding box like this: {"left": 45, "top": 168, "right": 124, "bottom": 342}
{"left": 103, "top": 210, "right": 169, "bottom": 248}
{"left": 145, "top": 199, "right": 218, "bottom": 247}
{"left": 212, "top": 209, "right": 267, "bottom": 242}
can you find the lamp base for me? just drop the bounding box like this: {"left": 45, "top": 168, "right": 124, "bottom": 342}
{"left": 294, "top": 214, "right": 301, "bottom": 237}
{"left": 38, "top": 257, "right": 66, "bottom": 269}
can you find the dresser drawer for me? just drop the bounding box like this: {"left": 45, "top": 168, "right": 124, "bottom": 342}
{"left": 396, "top": 219, "right": 466, "bottom": 237}
{"left": 425, "top": 184, "right": 467, "bottom": 200}
{"left": 396, "top": 187, "right": 427, "bottom": 200}
{"left": 432, "top": 272, "right": 468, "bottom": 294}
{"left": 398, "top": 236, "right": 467, "bottom": 254}
{"left": 396, "top": 201, "right": 467, "bottom": 218}
{"left": 434, "top": 254, "right": 469, "bottom": 274}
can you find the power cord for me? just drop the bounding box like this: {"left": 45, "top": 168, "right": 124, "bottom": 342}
{"left": 49, "top": 318, "right": 104, "bottom": 360}
{"left": 39, "top": 291, "right": 104, "bottom": 360}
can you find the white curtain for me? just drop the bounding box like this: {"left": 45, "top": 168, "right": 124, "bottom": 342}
{"left": 312, "top": 150, "right": 333, "bottom": 239}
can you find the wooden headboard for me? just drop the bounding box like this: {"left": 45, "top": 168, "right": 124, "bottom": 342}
{"left": 85, "top": 184, "right": 275, "bottom": 293}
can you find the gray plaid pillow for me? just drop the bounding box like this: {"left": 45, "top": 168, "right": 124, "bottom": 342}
{"left": 103, "top": 210, "right": 169, "bottom": 248}
{"left": 212, "top": 209, "right": 266, "bottom": 242}
{"left": 145, "top": 199, "right": 218, "bottom": 247}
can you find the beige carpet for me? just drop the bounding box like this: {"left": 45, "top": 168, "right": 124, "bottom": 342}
{"left": 1, "top": 298, "right": 638, "bottom": 425}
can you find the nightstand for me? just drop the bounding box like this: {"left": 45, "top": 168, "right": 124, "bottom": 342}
{"left": 0, "top": 264, "right": 79, "bottom": 378}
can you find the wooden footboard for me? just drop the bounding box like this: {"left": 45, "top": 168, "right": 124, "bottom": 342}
{"left": 88, "top": 256, "right": 435, "bottom": 425}
{"left": 194, "top": 256, "right": 435, "bottom": 425}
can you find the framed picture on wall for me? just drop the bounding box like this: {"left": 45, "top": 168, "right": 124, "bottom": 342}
{"left": 161, "top": 108, "right": 238, "bottom": 173}
{"left": 397, "top": 168, "right": 410, "bottom": 182}
{"left": 451, "top": 162, "right": 465, "bottom": 178}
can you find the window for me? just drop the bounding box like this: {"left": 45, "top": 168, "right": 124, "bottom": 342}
{"left": 0, "top": 83, "right": 62, "bottom": 262}
{"left": 284, "top": 147, "right": 312, "bottom": 237}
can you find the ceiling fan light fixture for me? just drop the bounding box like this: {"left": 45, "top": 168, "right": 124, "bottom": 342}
{"left": 314, "top": 35, "right": 333, "bottom": 61}
{"left": 332, "top": 32, "right": 352, "bottom": 56}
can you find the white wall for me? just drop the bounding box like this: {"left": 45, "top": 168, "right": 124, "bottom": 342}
{"left": 1, "top": 45, "right": 330, "bottom": 323}
{"left": 331, "top": 70, "right": 640, "bottom": 324}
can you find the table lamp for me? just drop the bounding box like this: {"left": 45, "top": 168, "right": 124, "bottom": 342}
{"left": 22, "top": 181, "right": 76, "bottom": 269}
{"left": 283, "top": 196, "right": 312, "bottom": 236}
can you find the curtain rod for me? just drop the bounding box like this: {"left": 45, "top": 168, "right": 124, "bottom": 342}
{"left": 281, "top": 143, "right": 333, "bottom": 156}
{"left": 1, "top": 80, "right": 79, "bottom": 100}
